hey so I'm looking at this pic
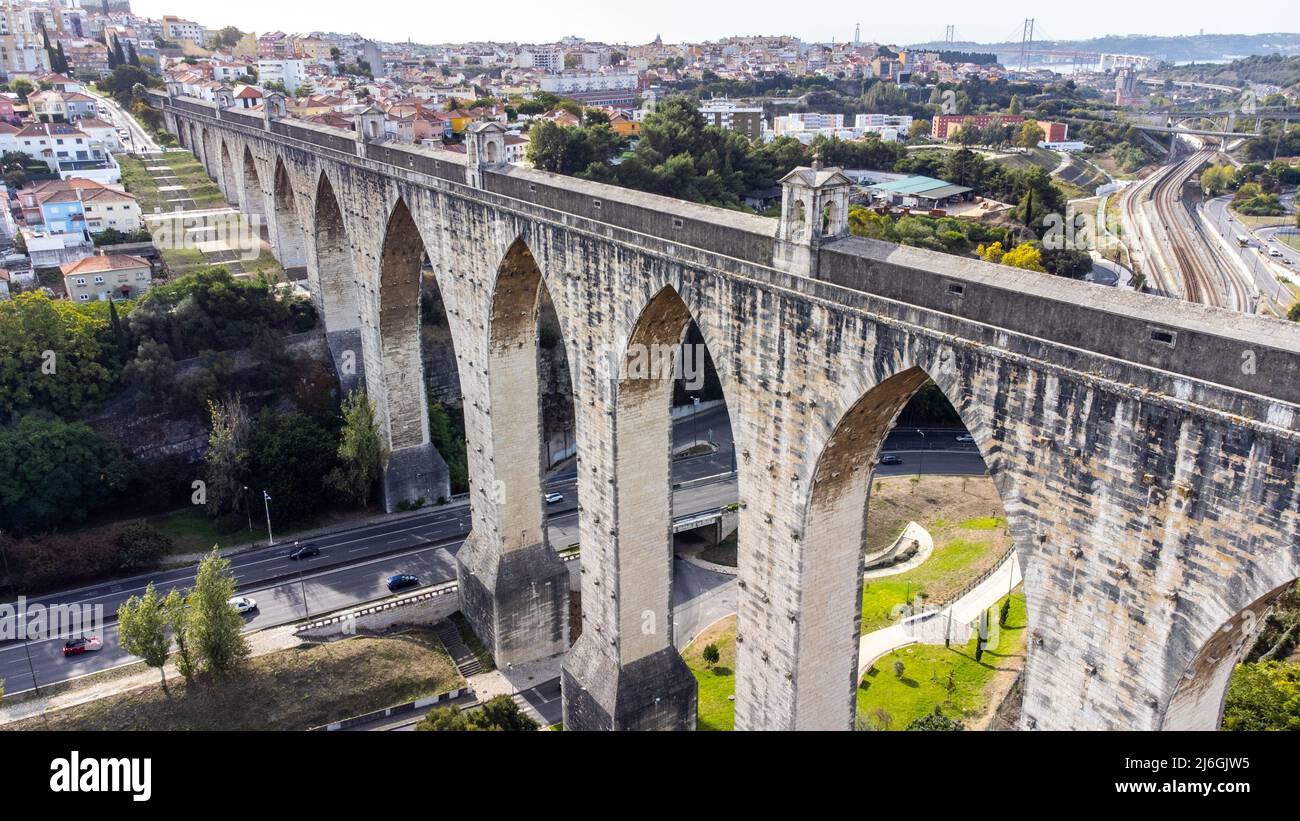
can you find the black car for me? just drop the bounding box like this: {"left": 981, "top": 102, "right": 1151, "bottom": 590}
{"left": 879, "top": 454, "right": 903, "bottom": 465}
{"left": 386, "top": 574, "right": 420, "bottom": 592}
{"left": 289, "top": 542, "right": 321, "bottom": 560}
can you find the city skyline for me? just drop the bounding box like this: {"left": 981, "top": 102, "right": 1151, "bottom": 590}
{"left": 130, "top": 0, "right": 1298, "bottom": 47}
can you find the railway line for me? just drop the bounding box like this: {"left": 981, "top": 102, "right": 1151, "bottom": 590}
{"left": 1117, "top": 141, "right": 1257, "bottom": 312}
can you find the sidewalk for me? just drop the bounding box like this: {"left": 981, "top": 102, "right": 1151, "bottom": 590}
{"left": 857, "top": 551, "right": 1022, "bottom": 678}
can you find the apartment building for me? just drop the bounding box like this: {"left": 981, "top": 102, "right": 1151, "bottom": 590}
{"left": 538, "top": 71, "right": 639, "bottom": 106}
{"left": 257, "top": 59, "right": 307, "bottom": 94}
{"left": 258, "top": 31, "right": 292, "bottom": 59}
{"left": 0, "top": 2, "right": 50, "bottom": 79}
{"left": 699, "top": 98, "right": 763, "bottom": 140}
{"left": 161, "top": 16, "right": 204, "bottom": 47}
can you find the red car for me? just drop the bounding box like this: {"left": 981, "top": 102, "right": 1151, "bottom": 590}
{"left": 62, "top": 636, "right": 103, "bottom": 657}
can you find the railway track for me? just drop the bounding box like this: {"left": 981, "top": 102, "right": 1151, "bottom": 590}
{"left": 1118, "top": 141, "right": 1255, "bottom": 311}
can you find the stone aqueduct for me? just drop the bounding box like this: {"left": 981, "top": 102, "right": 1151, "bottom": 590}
{"left": 152, "top": 90, "right": 1300, "bottom": 731}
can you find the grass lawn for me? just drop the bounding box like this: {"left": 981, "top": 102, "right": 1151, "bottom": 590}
{"left": 682, "top": 615, "right": 736, "bottom": 731}
{"left": 1231, "top": 210, "right": 1292, "bottom": 230}
{"left": 857, "top": 591, "right": 1027, "bottom": 730}
{"left": 859, "top": 476, "right": 1011, "bottom": 632}
{"left": 4, "top": 629, "right": 463, "bottom": 731}
{"left": 118, "top": 155, "right": 165, "bottom": 212}
{"left": 144, "top": 507, "right": 250, "bottom": 555}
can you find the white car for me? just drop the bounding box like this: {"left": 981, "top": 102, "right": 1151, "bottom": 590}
{"left": 955, "top": 433, "right": 975, "bottom": 443}
{"left": 544, "top": 492, "right": 564, "bottom": 504}
{"left": 227, "top": 596, "right": 257, "bottom": 614}
{"left": 1268, "top": 248, "right": 1283, "bottom": 257}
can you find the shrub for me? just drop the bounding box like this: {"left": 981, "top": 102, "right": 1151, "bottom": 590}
{"left": 113, "top": 523, "right": 173, "bottom": 571}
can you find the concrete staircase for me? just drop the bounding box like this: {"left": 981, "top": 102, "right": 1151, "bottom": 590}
{"left": 434, "top": 619, "right": 483, "bottom": 678}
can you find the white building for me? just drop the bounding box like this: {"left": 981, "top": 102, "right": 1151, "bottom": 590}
{"left": 538, "top": 72, "right": 637, "bottom": 94}
{"left": 161, "top": 16, "right": 205, "bottom": 47}
{"left": 257, "top": 59, "right": 307, "bottom": 94}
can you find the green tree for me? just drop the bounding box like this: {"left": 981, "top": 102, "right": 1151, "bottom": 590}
{"left": 246, "top": 410, "right": 338, "bottom": 522}
{"left": 122, "top": 337, "right": 175, "bottom": 401}
{"left": 163, "top": 587, "right": 196, "bottom": 682}
{"left": 187, "top": 547, "right": 249, "bottom": 674}
{"left": 0, "top": 416, "right": 125, "bottom": 535}
{"left": 203, "top": 394, "right": 250, "bottom": 519}
{"left": 1222, "top": 661, "right": 1300, "bottom": 731}
{"left": 426, "top": 398, "right": 467, "bottom": 494}
{"left": 217, "top": 26, "right": 242, "bottom": 48}
{"left": 1016, "top": 119, "right": 1045, "bottom": 150}
{"left": 329, "top": 389, "right": 388, "bottom": 507}
{"left": 702, "top": 643, "right": 720, "bottom": 667}
{"left": 417, "top": 694, "right": 540, "bottom": 731}
{"left": 0, "top": 292, "right": 117, "bottom": 419}
{"left": 417, "top": 704, "right": 472, "bottom": 730}
{"left": 1200, "top": 163, "right": 1237, "bottom": 197}
{"left": 113, "top": 523, "right": 173, "bottom": 572}
{"left": 118, "top": 582, "right": 172, "bottom": 686}
{"left": 1288, "top": 301, "right": 1300, "bottom": 322}
{"left": 905, "top": 705, "right": 965, "bottom": 731}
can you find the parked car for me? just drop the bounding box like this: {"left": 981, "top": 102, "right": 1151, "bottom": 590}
{"left": 227, "top": 596, "right": 257, "bottom": 614}
{"left": 289, "top": 542, "right": 320, "bottom": 560}
{"left": 544, "top": 492, "right": 564, "bottom": 504}
{"left": 62, "top": 637, "right": 103, "bottom": 657}
{"left": 955, "top": 433, "right": 975, "bottom": 443}
{"left": 386, "top": 574, "right": 420, "bottom": 592}
{"left": 878, "top": 454, "right": 903, "bottom": 465}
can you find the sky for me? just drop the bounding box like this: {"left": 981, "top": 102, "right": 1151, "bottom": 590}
{"left": 130, "top": 0, "right": 1296, "bottom": 46}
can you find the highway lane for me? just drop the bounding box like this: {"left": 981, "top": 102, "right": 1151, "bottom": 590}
{"left": 1202, "top": 194, "right": 1297, "bottom": 315}
{"left": 0, "top": 410, "right": 984, "bottom": 695}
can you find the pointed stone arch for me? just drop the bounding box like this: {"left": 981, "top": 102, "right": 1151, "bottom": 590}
{"left": 370, "top": 197, "right": 446, "bottom": 509}
{"left": 218, "top": 139, "right": 238, "bottom": 206}
{"left": 239, "top": 145, "right": 267, "bottom": 231}
{"left": 563, "top": 283, "right": 744, "bottom": 730}
{"left": 1161, "top": 578, "right": 1300, "bottom": 730}
{"left": 313, "top": 171, "right": 364, "bottom": 392}
{"left": 271, "top": 157, "right": 307, "bottom": 271}
{"left": 761, "top": 359, "right": 1021, "bottom": 730}
{"left": 456, "top": 235, "right": 572, "bottom": 668}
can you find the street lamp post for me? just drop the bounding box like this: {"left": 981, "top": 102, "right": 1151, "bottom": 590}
{"left": 242, "top": 485, "right": 253, "bottom": 532}
{"left": 299, "top": 568, "right": 310, "bottom": 619}
{"left": 916, "top": 430, "right": 926, "bottom": 483}
{"left": 262, "top": 490, "right": 274, "bottom": 546}
{"left": 691, "top": 396, "right": 700, "bottom": 447}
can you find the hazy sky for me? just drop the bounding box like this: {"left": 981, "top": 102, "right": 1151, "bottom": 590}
{"left": 131, "top": 0, "right": 1295, "bottom": 46}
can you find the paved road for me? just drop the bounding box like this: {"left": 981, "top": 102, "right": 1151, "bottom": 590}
{"left": 90, "top": 88, "right": 163, "bottom": 154}
{"left": 0, "top": 408, "right": 984, "bottom": 695}
{"left": 1201, "top": 194, "right": 1294, "bottom": 313}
